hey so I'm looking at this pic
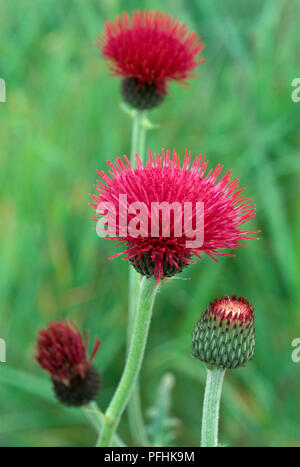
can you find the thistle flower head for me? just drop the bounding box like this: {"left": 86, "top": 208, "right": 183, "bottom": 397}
{"left": 97, "top": 10, "right": 205, "bottom": 109}
{"left": 90, "top": 149, "right": 259, "bottom": 282}
{"left": 192, "top": 296, "right": 256, "bottom": 369}
{"left": 35, "top": 321, "right": 101, "bottom": 407}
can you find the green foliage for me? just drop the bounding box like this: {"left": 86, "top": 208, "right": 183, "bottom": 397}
{"left": 0, "top": 0, "right": 300, "bottom": 447}
{"left": 147, "top": 373, "right": 178, "bottom": 447}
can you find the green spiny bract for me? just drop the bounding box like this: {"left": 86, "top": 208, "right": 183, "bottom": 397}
{"left": 121, "top": 77, "right": 166, "bottom": 110}
{"left": 192, "top": 296, "right": 255, "bottom": 370}
{"left": 130, "top": 251, "right": 189, "bottom": 278}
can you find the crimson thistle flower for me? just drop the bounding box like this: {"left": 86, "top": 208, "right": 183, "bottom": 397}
{"left": 96, "top": 10, "right": 205, "bottom": 110}
{"left": 35, "top": 321, "right": 101, "bottom": 407}
{"left": 90, "top": 149, "right": 259, "bottom": 282}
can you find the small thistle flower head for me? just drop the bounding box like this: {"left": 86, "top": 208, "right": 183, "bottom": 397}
{"left": 90, "top": 149, "right": 259, "bottom": 282}
{"left": 97, "top": 10, "right": 205, "bottom": 110}
{"left": 35, "top": 321, "right": 101, "bottom": 407}
{"left": 192, "top": 296, "right": 256, "bottom": 369}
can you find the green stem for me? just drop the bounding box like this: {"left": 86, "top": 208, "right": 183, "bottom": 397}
{"left": 83, "top": 402, "right": 125, "bottom": 447}
{"left": 127, "top": 379, "right": 149, "bottom": 446}
{"left": 127, "top": 109, "right": 150, "bottom": 446}
{"left": 98, "top": 277, "right": 159, "bottom": 447}
{"left": 128, "top": 110, "right": 147, "bottom": 343}
{"left": 201, "top": 367, "right": 226, "bottom": 447}
{"left": 130, "top": 110, "right": 147, "bottom": 164}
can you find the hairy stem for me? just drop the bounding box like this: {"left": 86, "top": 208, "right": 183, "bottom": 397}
{"left": 98, "top": 277, "right": 159, "bottom": 447}
{"left": 201, "top": 367, "right": 226, "bottom": 447}
{"left": 130, "top": 110, "right": 148, "bottom": 164}
{"left": 127, "top": 109, "right": 149, "bottom": 445}
{"left": 83, "top": 401, "right": 125, "bottom": 447}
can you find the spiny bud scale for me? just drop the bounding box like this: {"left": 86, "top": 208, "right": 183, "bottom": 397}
{"left": 121, "top": 77, "right": 166, "bottom": 110}
{"left": 192, "top": 296, "right": 256, "bottom": 370}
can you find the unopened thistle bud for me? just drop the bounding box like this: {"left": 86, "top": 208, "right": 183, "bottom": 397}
{"left": 35, "top": 321, "right": 101, "bottom": 407}
{"left": 192, "top": 296, "right": 255, "bottom": 369}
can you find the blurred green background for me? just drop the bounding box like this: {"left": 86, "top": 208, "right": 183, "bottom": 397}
{"left": 1, "top": 0, "right": 300, "bottom": 447}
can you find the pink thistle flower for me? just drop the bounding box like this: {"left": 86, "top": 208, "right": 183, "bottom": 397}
{"left": 35, "top": 321, "right": 101, "bottom": 407}
{"left": 96, "top": 10, "right": 205, "bottom": 109}
{"left": 90, "top": 149, "right": 259, "bottom": 282}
